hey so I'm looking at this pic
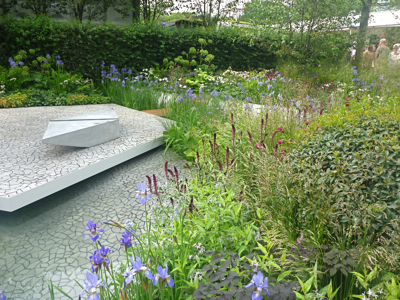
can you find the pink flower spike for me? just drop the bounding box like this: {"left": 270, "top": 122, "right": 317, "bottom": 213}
{"left": 277, "top": 140, "right": 284, "bottom": 144}
{"left": 306, "top": 122, "right": 310, "bottom": 125}
{"left": 290, "top": 139, "right": 294, "bottom": 143}
{"left": 255, "top": 143, "right": 261, "bottom": 149}
{"left": 278, "top": 127, "right": 283, "bottom": 131}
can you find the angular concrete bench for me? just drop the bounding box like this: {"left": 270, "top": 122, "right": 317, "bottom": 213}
{"left": 42, "top": 108, "right": 120, "bottom": 147}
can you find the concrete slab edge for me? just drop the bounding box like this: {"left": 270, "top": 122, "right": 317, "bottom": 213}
{"left": 0, "top": 137, "right": 164, "bottom": 212}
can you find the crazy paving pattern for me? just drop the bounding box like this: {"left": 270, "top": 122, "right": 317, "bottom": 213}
{"left": 0, "top": 104, "right": 165, "bottom": 198}
{"left": 0, "top": 147, "right": 186, "bottom": 300}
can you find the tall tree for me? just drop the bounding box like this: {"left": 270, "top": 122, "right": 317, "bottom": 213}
{"left": 240, "top": 0, "right": 356, "bottom": 64}
{"left": 0, "top": 0, "right": 17, "bottom": 16}
{"left": 112, "top": 0, "right": 174, "bottom": 22}
{"left": 176, "top": 0, "right": 241, "bottom": 26}
{"left": 17, "top": 0, "right": 57, "bottom": 15}
{"left": 56, "top": 0, "right": 112, "bottom": 22}
{"left": 354, "top": 0, "right": 373, "bottom": 71}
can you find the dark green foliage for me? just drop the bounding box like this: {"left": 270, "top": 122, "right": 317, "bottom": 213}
{"left": 323, "top": 248, "right": 355, "bottom": 277}
{"left": 20, "top": 89, "right": 111, "bottom": 107}
{"left": 290, "top": 116, "right": 400, "bottom": 245}
{"left": 193, "top": 250, "right": 296, "bottom": 300}
{"left": 0, "top": 15, "right": 278, "bottom": 82}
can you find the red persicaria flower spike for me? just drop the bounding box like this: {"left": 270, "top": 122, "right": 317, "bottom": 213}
{"left": 231, "top": 112, "right": 234, "bottom": 123}
{"left": 174, "top": 166, "right": 179, "bottom": 183}
{"left": 238, "top": 191, "right": 243, "bottom": 203}
{"left": 167, "top": 169, "right": 174, "bottom": 178}
{"left": 260, "top": 118, "right": 264, "bottom": 139}
{"left": 248, "top": 132, "right": 253, "bottom": 143}
{"left": 146, "top": 175, "right": 153, "bottom": 194}
{"left": 153, "top": 174, "right": 159, "bottom": 196}
{"left": 164, "top": 162, "right": 169, "bottom": 180}
{"left": 209, "top": 140, "right": 214, "bottom": 153}
{"left": 196, "top": 151, "right": 200, "bottom": 161}
{"left": 217, "top": 161, "right": 223, "bottom": 171}
{"left": 320, "top": 108, "right": 324, "bottom": 116}
{"left": 240, "top": 131, "right": 243, "bottom": 137}
{"left": 213, "top": 133, "right": 217, "bottom": 147}
{"left": 170, "top": 198, "right": 174, "bottom": 206}
{"left": 230, "top": 158, "right": 235, "bottom": 166}
{"left": 189, "top": 198, "right": 194, "bottom": 214}
{"left": 232, "top": 124, "right": 236, "bottom": 141}
{"left": 185, "top": 163, "right": 191, "bottom": 169}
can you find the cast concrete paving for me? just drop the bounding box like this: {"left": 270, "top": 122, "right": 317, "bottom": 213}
{"left": 0, "top": 147, "right": 186, "bottom": 300}
{"left": 0, "top": 104, "right": 166, "bottom": 211}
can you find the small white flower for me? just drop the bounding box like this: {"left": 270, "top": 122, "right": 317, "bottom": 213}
{"left": 9, "top": 78, "right": 16, "bottom": 81}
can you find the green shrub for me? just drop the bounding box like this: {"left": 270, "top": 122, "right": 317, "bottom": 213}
{"left": 0, "top": 15, "right": 278, "bottom": 81}
{"left": 0, "top": 92, "right": 28, "bottom": 107}
{"left": 289, "top": 98, "right": 400, "bottom": 248}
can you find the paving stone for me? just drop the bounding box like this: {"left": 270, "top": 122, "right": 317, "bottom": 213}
{"left": 0, "top": 147, "right": 186, "bottom": 299}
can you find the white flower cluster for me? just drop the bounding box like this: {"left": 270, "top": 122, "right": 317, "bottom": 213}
{"left": 360, "top": 288, "right": 383, "bottom": 300}
{"left": 59, "top": 78, "right": 92, "bottom": 86}
{"left": 154, "top": 76, "right": 169, "bottom": 82}
{"left": 0, "top": 82, "right": 5, "bottom": 94}
{"left": 9, "top": 78, "right": 17, "bottom": 81}
{"left": 193, "top": 242, "right": 205, "bottom": 254}
{"left": 190, "top": 271, "right": 204, "bottom": 283}
{"left": 222, "top": 67, "right": 250, "bottom": 79}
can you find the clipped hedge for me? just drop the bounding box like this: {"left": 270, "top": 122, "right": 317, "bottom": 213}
{"left": 0, "top": 16, "right": 278, "bottom": 81}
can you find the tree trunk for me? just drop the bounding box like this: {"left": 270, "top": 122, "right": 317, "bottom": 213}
{"left": 355, "top": 0, "right": 372, "bottom": 72}
{"left": 132, "top": 0, "right": 140, "bottom": 22}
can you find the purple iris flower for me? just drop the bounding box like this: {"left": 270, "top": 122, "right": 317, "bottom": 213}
{"left": 119, "top": 230, "right": 135, "bottom": 250}
{"left": 83, "top": 220, "right": 105, "bottom": 242}
{"left": 98, "top": 245, "right": 113, "bottom": 258}
{"left": 46, "top": 54, "right": 51, "bottom": 58}
{"left": 150, "top": 264, "right": 174, "bottom": 287}
{"left": 18, "top": 61, "right": 24, "bottom": 66}
{"left": 131, "top": 256, "right": 150, "bottom": 274}
{"left": 122, "top": 266, "right": 136, "bottom": 285}
{"left": 56, "top": 60, "right": 64, "bottom": 66}
{"left": 244, "top": 271, "right": 270, "bottom": 300}
{"left": 0, "top": 290, "right": 6, "bottom": 300}
{"left": 80, "top": 271, "right": 107, "bottom": 300}
{"left": 89, "top": 251, "right": 104, "bottom": 273}
{"left": 135, "top": 182, "right": 151, "bottom": 204}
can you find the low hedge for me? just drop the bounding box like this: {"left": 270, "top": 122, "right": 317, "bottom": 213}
{"left": 0, "top": 15, "right": 278, "bottom": 81}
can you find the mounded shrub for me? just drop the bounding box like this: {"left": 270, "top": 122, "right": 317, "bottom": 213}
{"left": 289, "top": 97, "right": 400, "bottom": 246}
{"left": 0, "top": 16, "right": 278, "bottom": 82}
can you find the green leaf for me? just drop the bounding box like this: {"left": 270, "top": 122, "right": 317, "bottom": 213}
{"left": 293, "top": 291, "right": 305, "bottom": 300}
{"left": 277, "top": 270, "right": 293, "bottom": 283}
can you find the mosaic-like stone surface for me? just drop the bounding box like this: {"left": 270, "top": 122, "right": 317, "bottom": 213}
{"left": 0, "top": 104, "right": 165, "bottom": 198}
{"left": 0, "top": 147, "right": 186, "bottom": 300}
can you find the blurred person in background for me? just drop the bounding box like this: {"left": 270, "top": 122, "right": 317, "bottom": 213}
{"left": 388, "top": 44, "right": 400, "bottom": 67}
{"left": 363, "top": 45, "right": 376, "bottom": 71}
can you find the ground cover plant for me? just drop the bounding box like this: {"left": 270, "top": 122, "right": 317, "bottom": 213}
{"left": 2, "top": 23, "right": 400, "bottom": 299}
